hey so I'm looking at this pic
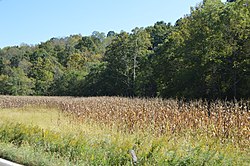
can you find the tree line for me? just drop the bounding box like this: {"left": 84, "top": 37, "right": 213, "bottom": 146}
{"left": 0, "top": 0, "right": 249, "bottom": 99}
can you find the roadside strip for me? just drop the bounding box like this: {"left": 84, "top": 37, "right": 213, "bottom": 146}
{"left": 0, "top": 158, "right": 23, "bottom": 166}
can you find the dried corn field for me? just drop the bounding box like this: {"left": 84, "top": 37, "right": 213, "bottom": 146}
{"left": 0, "top": 95, "right": 249, "bottom": 148}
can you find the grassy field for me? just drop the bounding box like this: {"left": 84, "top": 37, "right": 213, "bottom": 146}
{"left": 0, "top": 96, "right": 249, "bottom": 165}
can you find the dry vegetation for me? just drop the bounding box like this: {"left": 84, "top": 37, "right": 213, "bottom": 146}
{"left": 0, "top": 95, "right": 249, "bottom": 149}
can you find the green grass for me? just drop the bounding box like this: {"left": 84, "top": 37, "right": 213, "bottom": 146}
{"left": 0, "top": 106, "right": 249, "bottom": 165}
{"left": 0, "top": 142, "right": 77, "bottom": 166}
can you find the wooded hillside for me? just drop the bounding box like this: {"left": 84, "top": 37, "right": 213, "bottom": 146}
{"left": 0, "top": 0, "right": 249, "bottom": 99}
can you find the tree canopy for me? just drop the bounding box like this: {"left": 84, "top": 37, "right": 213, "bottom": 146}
{"left": 0, "top": 0, "right": 249, "bottom": 100}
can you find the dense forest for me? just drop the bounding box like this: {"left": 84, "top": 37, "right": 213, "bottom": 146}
{"left": 0, "top": 0, "right": 249, "bottom": 99}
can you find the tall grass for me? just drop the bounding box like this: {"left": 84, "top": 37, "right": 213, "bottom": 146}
{"left": 1, "top": 96, "right": 248, "bottom": 147}
{"left": 0, "top": 96, "right": 249, "bottom": 165}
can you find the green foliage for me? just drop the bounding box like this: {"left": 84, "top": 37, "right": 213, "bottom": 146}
{"left": 0, "top": 0, "right": 249, "bottom": 99}
{"left": 51, "top": 70, "right": 86, "bottom": 96}
{"left": 0, "top": 121, "right": 248, "bottom": 166}
{"left": 156, "top": 0, "right": 250, "bottom": 99}
{"left": 0, "top": 142, "right": 74, "bottom": 166}
{"left": 101, "top": 29, "right": 153, "bottom": 96}
{"left": 0, "top": 68, "right": 34, "bottom": 95}
{"left": 0, "top": 123, "right": 132, "bottom": 165}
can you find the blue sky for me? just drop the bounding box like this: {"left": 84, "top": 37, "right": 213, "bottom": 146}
{"left": 0, "top": 0, "right": 215, "bottom": 48}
